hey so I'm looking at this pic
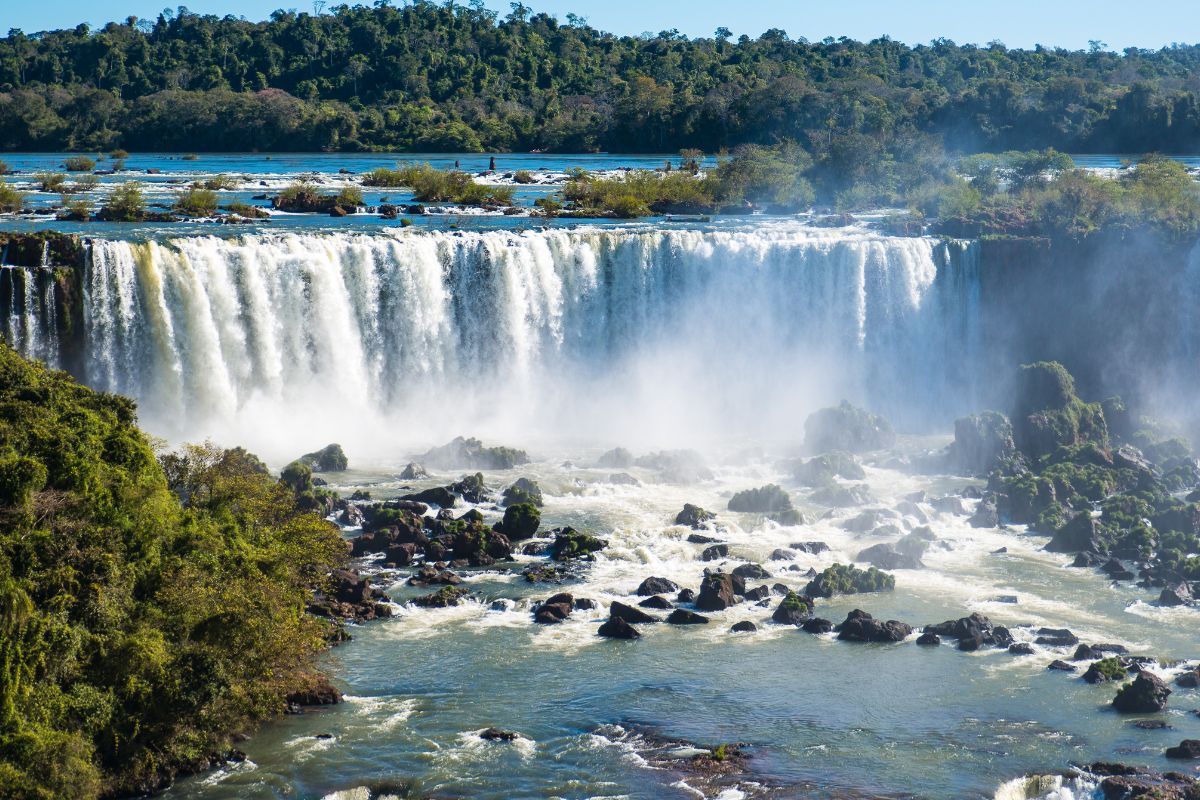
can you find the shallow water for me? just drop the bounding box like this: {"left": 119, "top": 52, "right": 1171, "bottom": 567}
{"left": 162, "top": 440, "right": 1200, "bottom": 800}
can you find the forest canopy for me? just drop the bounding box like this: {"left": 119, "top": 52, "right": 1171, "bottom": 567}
{"left": 2, "top": 1, "right": 1200, "bottom": 153}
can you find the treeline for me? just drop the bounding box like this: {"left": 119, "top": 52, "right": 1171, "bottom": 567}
{"left": 0, "top": 345, "right": 346, "bottom": 799}
{"left": 2, "top": 1, "right": 1200, "bottom": 153}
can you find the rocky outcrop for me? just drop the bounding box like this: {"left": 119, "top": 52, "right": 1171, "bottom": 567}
{"left": 421, "top": 436, "right": 530, "bottom": 470}
{"left": 496, "top": 503, "right": 541, "bottom": 540}
{"left": 804, "top": 400, "right": 896, "bottom": 454}
{"left": 550, "top": 528, "right": 606, "bottom": 560}
{"left": 770, "top": 591, "right": 812, "bottom": 624}
{"left": 298, "top": 443, "right": 348, "bottom": 472}
{"left": 502, "top": 477, "right": 544, "bottom": 507}
{"left": 793, "top": 450, "right": 865, "bottom": 486}
{"left": 946, "top": 412, "right": 1017, "bottom": 476}
{"left": 727, "top": 484, "right": 794, "bottom": 514}
{"left": 598, "top": 616, "right": 640, "bottom": 639}
{"left": 855, "top": 543, "right": 923, "bottom": 570}
{"left": 804, "top": 563, "right": 895, "bottom": 598}
{"left": 595, "top": 447, "right": 634, "bottom": 468}
{"left": 637, "top": 577, "right": 679, "bottom": 596}
{"left": 1045, "top": 512, "right": 1104, "bottom": 553}
{"left": 675, "top": 504, "right": 716, "bottom": 528}
{"left": 695, "top": 572, "right": 742, "bottom": 611}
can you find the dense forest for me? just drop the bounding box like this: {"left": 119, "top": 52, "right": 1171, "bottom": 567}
{"left": 1, "top": 1, "right": 1200, "bottom": 153}
{"left": 0, "top": 344, "right": 347, "bottom": 799}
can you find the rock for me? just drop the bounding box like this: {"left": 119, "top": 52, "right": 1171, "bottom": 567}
{"left": 496, "top": 503, "right": 541, "bottom": 541}
{"left": 399, "top": 462, "right": 429, "bottom": 480}
{"left": 742, "top": 585, "right": 771, "bottom": 601}
{"left": 855, "top": 543, "right": 923, "bottom": 570}
{"left": 1165, "top": 740, "right": 1200, "bottom": 759}
{"left": 805, "top": 563, "right": 895, "bottom": 598}
{"left": 1045, "top": 512, "right": 1104, "bottom": 553}
{"left": 421, "top": 436, "right": 529, "bottom": 470}
{"left": 401, "top": 486, "right": 456, "bottom": 508}
{"left": 791, "top": 541, "right": 830, "bottom": 555}
{"left": 968, "top": 498, "right": 1000, "bottom": 528}
{"left": 639, "top": 595, "right": 673, "bottom": 610}
{"left": 687, "top": 533, "right": 721, "bottom": 544}
{"left": 731, "top": 621, "right": 758, "bottom": 633}
{"left": 609, "top": 601, "right": 658, "bottom": 624}
{"left": 836, "top": 610, "right": 912, "bottom": 643}
{"left": 727, "top": 484, "right": 794, "bottom": 513}
{"left": 595, "top": 447, "right": 634, "bottom": 468}
{"left": 804, "top": 400, "right": 896, "bottom": 454}
{"left": 1174, "top": 669, "right": 1200, "bottom": 688}
{"left": 1034, "top": 627, "right": 1079, "bottom": 647}
{"left": 1073, "top": 644, "right": 1100, "bottom": 661}
{"left": 947, "top": 412, "right": 1017, "bottom": 476}
{"left": 770, "top": 548, "right": 797, "bottom": 561}
{"left": 811, "top": 483, "right": 873, "bottom": 508}
{"left": 411, "top": 585, "right": 469, "bottom": 608}
{"left": 637, "top": 577, "right": 679, "bottom": 596}
{"left": 1159, "top": 582, "right": 1193, "bottom": 606}
{"left": 534, "top": 593, "right": 574, "bottom": 624}
{"left": 801, "top": 617, "right": 833, "bottom": 634}
{"left": 731, "top": 563, "right": 771, "bottom": 580}
{"left": 479, "top": 727, "right": 518, "bottom": 741}
{"left": 634, "top": 450, "right": 713, "bottom": 483}
{"left": 1100, "top": 558, "right": 1134, "bottom": 581}
{"left": 696, "top": 573, "right": 740, "bottom": 611}
{"left": 675, "top": 504, "right": 716, "bottom": 528}
{"left": 770, "top": 591, "right": 812, "bottom": 624}
{"left": 502, "top": 477, "right": 544, "bottom": 507}
{"left": 550, "top": 528, "right": 606, "bottom": 560}
{"left": 608, "top": 472, "right": 640, "bottom": 486}
{"left": 1083, "top": 658, "right": 1128, "bottom": 684}
{"left": 408, "top": 564, "right": 463, "bottom": 587}
{"left": 286, "top": 674, "right": 343, "bottom": 707}
{"left": 916, "top": 632, "right": 942, "bottom": 646}
{"left": 1047, "top": 660, "right": 1076, "bottom": 672}
{"left": 450, "top": 472, "right": 490, "bottom": 503}
{"left": 931, "top": 496, "right": 968, "bottom": 515}
{"left": 793, "top": 450, "right": 866, "bottom": 486}
{"left": 701, "top": 544, "right": 729, "bottom": 561}
{"left": 667, "top": 609, "right": 710, "bottom": 625}
{"left": 895, "top": 500, "right": 929, "bottom": 523}
{"left": 1009, "top": 643, "right": 1035, "bottom": 655}
{"left": 574, "top": 598, "right": 597, "bottom": 611}
{"left": 676, "top": 588, "right": 697, "bottom": 604}
{"left": 1012, "top": 362, "right": 1108, "bottom": 460}
{"left": 923, "top": 613, "right": 994, "bottom": 644}
{"left": 598, "top": 616, "right": 640, "bottom": 639}
{"left": 298, "top": 443, "right": 349, "bottom": 472}
{"left": 1112, "top": 672, "right": 1171, "bottom": 713}
{"left": 842, "top": 509, "right": 887, "bottom": 533}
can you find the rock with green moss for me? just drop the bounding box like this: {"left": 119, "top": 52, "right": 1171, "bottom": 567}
{"left": 550, "top": 527, "right": 607, "bottom": 560}
{"left": 450, "top": 472, "right": 490, "bottom": 503}
{"left": 804, "top": 563, "right": 896, "bottom": 598}
{"left": 412, "top": 585, "right": 469, "bottom": 608}
{"left": 727, "top": 484, "right": 793, "bottom": 514}
{"left": 496, "top": 502, "right": 541, "bottom": 541}
{"left": 421, "top": 436, "right": 529, "bottom": 470}
{"left": 770, "top": 591, "right": 813, "bottom": 624}
{"left": 1012, "top": 362, "right": 1108, "bottom": 461}
{"left": 675, "top": 503, "right": 716, "bottom": 528}
{"left": 804, "top": 400, "right": 896, "bottom": 454}
{"left": 502, "top": 477, "right": 544, "bottom": 507}
{"left": 1082, "top": 657, "right": 1128, "bottom": 684}
{"left": 298, "top": 443, "right": 348, "bottom": 472}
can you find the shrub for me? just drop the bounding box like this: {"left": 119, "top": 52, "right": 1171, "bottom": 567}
{"left": 181, "top": 153, "right": 199, "bottom": 161}
{"left": 0, "top": 183, "right": 26, "bottom": 213}
{"left": 174, "top": 187, "right": 220, "bottom": 215}
{"left": 111, "top": 159, "right": 127, "bottom": 172}
{"left": 109, "top": 148, "right": 129, "bottom": 160}
{"left": 0, "top": 160, "right": 8, "bottom": 175}
{"left": 72, "top": 174, "right": 100, "bottom": 192}
{"left": 63, "top": 156, "right": 96, "bottom": 172}
{"left": 335, "top": 186, "right": 364, "bottom": 208}
{"left": 36, "top": 172, "right": 67, "bottom": 193}
{"left": 99, "top": 182, "right": 146, "bottom": 221}
{"left": 58, "top": 198, "right": 92, "bottom": 221}
{"left": 198, "top": 174, "right": 238, "bottom": 191}
{"left": 513, "top": 169, "right": 535, "bottom": 184}
{"left": 364, "top": 163, "right": 513, "bottom": 206}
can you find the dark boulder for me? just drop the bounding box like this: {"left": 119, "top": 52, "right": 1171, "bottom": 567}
{"left": 1045, "top": 513, "right": 1104, "bottom": 553}
{"left": 770, "top": 591, "right": 812, "bottom": 624}
{"left": 637, "top": 576, "right": 679, "bottom": 596}
{"left": 968, "top": 498, "right": 1000, "bottom": 528}
{"left": 1047, "top": 660, "right": 1076, "bottom": 672}
{"left": 731, "top": 621, "right": 758, "bottom": 633}
{"left": 676, "top": 588, "right": 697, "bottom": 604}
{"left": 401, "top": 486, "right": 456, "bottom": 508}
{"left": 667, "top": 609, "right": 710, "bottom": 625}
{"left": 550, "top": 528, "right": 606, "bottom": 560}
{"left": 727, "top": 484, "right": 794, "bottom": 513}
{"left": 947, "top": 412, "right": 1017, "bottom": 476}
{"left": 496, "top": 503, "right": 541, "bottom": 541}
{"left": 1165, "top": 740, "right": 1200, "bottom": 759}
{"left": 1112, "top": 672, "right": 1171, "bottom": 713}
{"left": 696, "top": 573, "right": 740, "bottom": 611}
{"left": 1159, "top": 583, "right": 1193, "bottom": 607}
{"left": 411, "top": 585, "right": 469, "bottom": 608}
{"left": 675, "top": 504, "right": 716, "bottom": 529}
{"left": 639, "top": 595, "right": 673, "bottom": 610}
{"left": 770, "top": 548, "right": 797, "bottom": 561}
{"left": 743, "top": 585, "right": 771, "bottom": 602}
{"left": 479, "top": 728, "right": 518, "bottom": 741}
{"left": 421, "top": 436, "right": 529, "bottom": 470}
{"left": 502, "top": 477, "right": 544, "bottom": 507}
{"left": 1009, "top": 643, "right": 1035, "bottom": 655}
{"left": 916, "top": 632, "right": 941, "bottom": 646}
{"left": 609, "top": 601, "right": 658, "bottom": 624}
{"left": 1034, "top": 627, "right": 1079, "bottom": 647}
{"left": 598, "top": 616, "right": 640, "bottom": 639}
{"left": 731, "top": 563, "right": 771, "bottom": 580}
{"left": 450, "top": 472, "right": 490, "bottom": 503}
{"left": 701, "top": 544, "right": 729, "bottom": 561}
{"left": 801, "top": 617, "right": 833, "bottom": 634}
{"left": 299, "top": 443, "right": 349, "bottom": 472}
{"left": 791, "top": 541, "right": 830, "bottom": 555}
{"left": 534, "top": 594, "right": 574, "bottom": 624}
{"left": 923, "top": 613, "right": 994, "bottom": 644}
{"left": 836, "top": 610, "right": 912, "bottom": 643}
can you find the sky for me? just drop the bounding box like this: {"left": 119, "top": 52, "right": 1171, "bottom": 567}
{"left": 7, "top": 0, "right": 1200, "bottom": 51}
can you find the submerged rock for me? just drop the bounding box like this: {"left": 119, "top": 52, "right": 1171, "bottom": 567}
{"left": 731, "top": 621, "right": 758, "bottom": 633}
{"left": 1165, "top": 740, "right": 1200, "bottom": 759}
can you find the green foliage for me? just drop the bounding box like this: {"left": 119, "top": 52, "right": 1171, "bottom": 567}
{"left": 499, "top": 502, "right": 541, "bottom": 540}
{"left": 0, "top": 160, "right": 8, "bottom": 175}
{"left": 1087, "top": 657, "right": 1128, "bottom": 682}
{"left": 98, "top": 181, "right": 145, "bottom": 221}
{"left": 0, "top": 346, "right": 345, "bottom": 797}
{"left": 369, "top": 163, "right": 513, "bottom": 206}
{"left": 196, "top": 174, "right": 238, "bottom": 191}
{"left": 62, "top": 156, "right": 95, "bottom": 172}
{"left": 513, "top": 170, "right": 534, "bottom": 184}
{"left": 181, "top": 153, "right": 199, "bottom": 161}
{"left": 173, "top": 187, "right": 219, "bottom": 216}
{"left": 109, "top": 149, "right": 129, "bottom": 160}
{"left": 0, "top": 183, "right": 23, "bottom": 213}
{"left": 335, "top": 186, "right": 364, "bottom": 209}
{"left": 805, "top": 563, "right": 895, "bottom": 598}
{"left": 35, "top": 173, "right": 66, "bottom": 193}
{"left": 224, "top": 202, "right": 268, "bottom": 219}
{"left": 550, "top": 527, "right": 606, "bottom": 560}
{"left": 298, "top": 443, "right": 348, "bottom": 472}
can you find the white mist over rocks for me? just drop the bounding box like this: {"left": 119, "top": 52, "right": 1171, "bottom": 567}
{"left": 77, "top": 224, "right": 982, "bottom": 463}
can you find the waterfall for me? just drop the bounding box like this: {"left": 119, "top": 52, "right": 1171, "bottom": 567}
{"left": 1, "top": 265, "right": 60, "bottom": 370}
{"left": 67, "top": 225, "right": 982, "bottom": 459}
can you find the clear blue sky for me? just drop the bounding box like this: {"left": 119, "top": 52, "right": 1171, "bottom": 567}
{"left": 8, "top": 0, "right": 1200, "bottom": 50}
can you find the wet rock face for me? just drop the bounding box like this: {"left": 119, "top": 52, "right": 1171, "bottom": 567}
{"left": 675, "top": 503, "right": 716, "bottom": 529}
{"left": 598, "top": 616, "right": 640, "bottom": 639}
{"left": 835, "top": 610, "right": 912, "bottom": 643}
{"left": 803, "top": 400, "right": 896, "bottom": 454}
{"left": 695, "top": 573, "right": 740, "bottom": 611}
{"left": 947, "top": 411, "right": 1017, "bottom": 476}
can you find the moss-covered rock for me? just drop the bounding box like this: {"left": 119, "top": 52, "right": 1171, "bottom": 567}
{"left": 804, "top": 563, "right": 895, "bottom": 598}
{"left": 496, "top": 502, "right": 540, "bottom": 541}
{"left": 947, "top": 411, "right": 1018, "bottom": 476}
{"left": 550, "top": 527, "right": 606, "bottom": 560}
{"left": 1012, "top": 362, "right": 1108, "bottom": 461}
{"left": 298, "top": 443, "right": 348, "bottom": 472}
{"left": 727, "top": 484, "right": 793, "bottom": 513}
{"left": 502, "top": 477, "right": 543, "bottom": 507}
{"left": 804, "top": 400, "right": 896, "bottom": 454}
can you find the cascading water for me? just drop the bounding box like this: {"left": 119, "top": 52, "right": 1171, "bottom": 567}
{"left": 1, "top": 264, "right": 60, "bottom": 370}
{"left": 72, "top": 224, "right": 982, "bottom": 459}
